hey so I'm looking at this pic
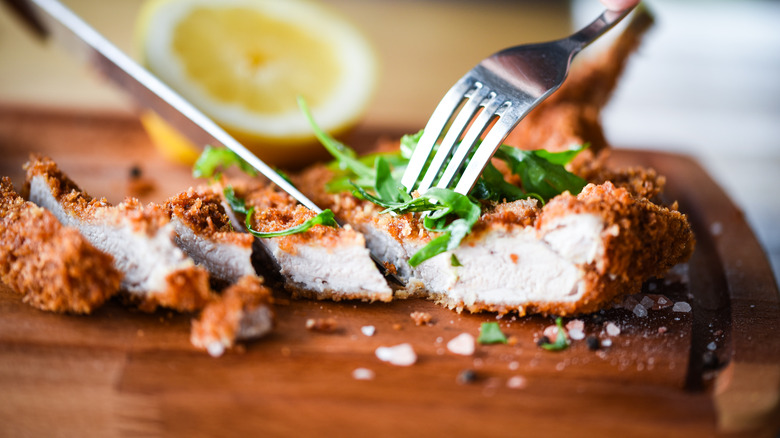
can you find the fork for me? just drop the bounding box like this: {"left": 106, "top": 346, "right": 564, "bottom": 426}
{"left": 401, "top": 6, "right": 636, "bottom": 196}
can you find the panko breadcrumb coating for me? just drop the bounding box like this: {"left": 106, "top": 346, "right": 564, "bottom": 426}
{"left": 228, "top": 180, "right": 392, "bottom": 302}
{"left": 0, "top": 177, "right": 121, "bottom": 314}
{"left": 191, "top": 275, "right": 274, "bottom": 357}
{"left": 24, "top": 156, "right": 212, "bottom": 312}
{"left": 164, "top": 187, "right": 256, "bottom": 284}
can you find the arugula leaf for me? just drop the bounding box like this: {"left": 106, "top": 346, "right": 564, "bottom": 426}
{"left": 374, "top": 156, "right": 407, "bottom": 204}
{"left": 298, "top": 97, "right": 373, "bottom": 180}
{"left": 470, "top": 162, "right": 529, "bottom": 203}
{"left": 244, "top": 207, "right": 338, "bottom": 238}
{"left": 540, "top": 317, "right": 570, "bottom": 351}
{"left": 495, "top": 146, "right": 586, "bottom": 202}
{"left": 534, "top": 143, "right": 588, "bottom": 165}
{"left": 478, "top": 322, "right": 508, "bottom": 344}
{"left": 450, "top": 254, "right": 463, "bottom": 267}
{"left": 223, "top": 185, "right": 249, "bottom": 215}
{"left": 192, "top": 145, "right": 257, "bottom": 179}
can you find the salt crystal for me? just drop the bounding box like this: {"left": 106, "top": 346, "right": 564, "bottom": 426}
{"left": 507, "top": 376, "right": 527, "bottom": 389}
{"left": 543, "top": 325, "right": 561, "bottom": 340}
{"left": 508, "top": 361, "right": 520, "bottom": 371}
{"left": 206, "top": 342, "right": 226, "bottom": 358}
{"left": 606, "top": 322, "right": 621, "bottom": 336}
{"left": 710, "top": 222, "right": 723, "bottom": 236}
{"left": 375, "top": 343, "right": 417, "bottom": 366}
{"left": 601, "top": 339, "right": 613, "bottom": 347}
{"left": 569, "top": 329, "right": 585, "bottom": 341}
{"left": 352, "top": 368, "right": 375, "bottom": 380}
{"left": 673, "top": 302, "right": 692, "bottom": 313}
{"left": 361, "top": 325, "right": 376, "bottom": 337}
{"left": 447, "top": 333, "right": 476, "bottom": 356}
{"left": 707, "top": 341, "right": 717, "bottom": 351}
{"left": 565, "top": 319, "right": 585, "bottom": 332}
{"left": 640, "top": 296, "right": 655, "bottom": 310}
{"left": 658, "top": 326, "right": 668, "bottom": 334}
{"left": 633, "top": 304, "right": 648, "bottom": 318}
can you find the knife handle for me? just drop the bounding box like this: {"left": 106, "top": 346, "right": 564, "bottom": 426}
{"left": 3, "top": 0, "right": 48, "bottom": 37}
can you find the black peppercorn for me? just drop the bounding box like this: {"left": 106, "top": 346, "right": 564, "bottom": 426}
{"left": 536, "top": 335, "right": 551, "bottom": 347}
{"left": 586, "top": 336, "right": 600, "bottom": 351}
{"left": 456, "top": 369, "right": 477, "bottom": 384}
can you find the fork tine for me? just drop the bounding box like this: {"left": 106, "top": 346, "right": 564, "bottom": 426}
{"left": 434, "top": 93, "right": 505, "bottom": 191}
{"left": 401, "top": 77, "right": 476, "bottom": 192}
{"left": 453, "top": 105, "right": 520, "bottom": 195}
{"left": 415, "top": 83, "right": 493, "bottom": 194}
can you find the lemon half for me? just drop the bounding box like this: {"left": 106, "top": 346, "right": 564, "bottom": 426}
{"left": 136, "top": 0, "right": 377, "bottom": 166}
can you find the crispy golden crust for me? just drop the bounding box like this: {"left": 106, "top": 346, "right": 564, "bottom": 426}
{"left": 24, "top": 155, "right": 212, "bottom": 313}
{"left": 164, "top": 186, "right": 254, "bottom": 248}
{"left": 191, "top": 275, "right": 274, "bottom": 353}
{"left": 232, "top": 181, "right": 345, "bottom": 254}
{"left": 0, "top": 177, "right": 121, "bottom": 314}
{"left": 539, "top": 182, "right": 695, "bottom": 282}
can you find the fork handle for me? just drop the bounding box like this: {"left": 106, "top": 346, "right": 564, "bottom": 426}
{"left": 568, "top": 7, "right": 636, "bottom": 51}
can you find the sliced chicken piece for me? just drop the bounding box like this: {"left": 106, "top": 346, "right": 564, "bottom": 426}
{"left": 191, "top": 275, "right": 274, "bottom": 357}
{"left": 24, "top": 156, "right": 211, "bottom": 312}
{"left": 295, "top": 162, "right": 694, "bottom": 316}
{"left": 230, "top": 181, "right": 393, "bottom": 302}
{"left": 0, "top": 177, "right": 122, "bottom": 314}
{"left": 164, "top": 187, "right": 256, "bottom": 284}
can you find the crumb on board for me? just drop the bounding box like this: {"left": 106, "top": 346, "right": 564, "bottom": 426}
{"left": 410, "top": 311, "right": 433, "bottom": 326}
{"left": 305, "top": 317, "right": 338, "bottom": 332}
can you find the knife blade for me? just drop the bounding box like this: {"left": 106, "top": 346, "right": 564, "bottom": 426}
{"left": 5, "top": 0, "right": 322, "bottom": 212}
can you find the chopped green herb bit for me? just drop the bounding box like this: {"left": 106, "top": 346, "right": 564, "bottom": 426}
{"left": 478, "top": 322, "right": 508, "bottom": 344}
{"left": 192, "top": 145, "right": 257, "bottom": 179}
{"left": 450, "top": 254, "right": 462, "bottom": 267}
{"left": 223, "top": 185, "right": 249, "bottom": 215}
{"left": 244, "top": 207, "right": 338, "bottom": 238}
{"left": 540, "top": 317, "right": 570, "bottom": 351}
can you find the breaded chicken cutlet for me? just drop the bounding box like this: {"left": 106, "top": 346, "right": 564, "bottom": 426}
{"left": 230, "top": 181, "right": 393, "bottom": 302}
{"left": 289, "top": 6, "right": 693, "bottom": 315}
{"left": 191, "top": 275, "right": 274, "bottom": 357}
{"left": 164, "top": 187, "right": 256, "bottom": 284}
{"left": 24, "top": 156, "right": 212, "bottom": 312}
{"left": 0, "top": 177, "right": 122, "bottom": 314}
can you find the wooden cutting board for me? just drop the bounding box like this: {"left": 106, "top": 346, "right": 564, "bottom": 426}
{"left": 0, "top": 107, "right": 778, "bottom": 438}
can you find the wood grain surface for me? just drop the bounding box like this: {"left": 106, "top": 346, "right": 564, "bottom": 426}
{"left": 0, "top": 107, "right": 778, "bottom": 438}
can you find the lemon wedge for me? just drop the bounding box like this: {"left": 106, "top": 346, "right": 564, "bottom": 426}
{"left": 136, "top": 0, "right": 377, "bottom": 166}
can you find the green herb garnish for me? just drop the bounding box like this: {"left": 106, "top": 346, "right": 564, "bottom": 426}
{"left": 244, "top": 207, "right": 338, "bottom": 238}
{"left": 450, "top": 254, "right": 463, "bottom": 267}
{"left": 540, "top": 317, "right": 570, "bottom": 351}
{"left": 192, "top": 145, "right": 338, "bottom": 238}
{"left": 478, "top": 322, "right": 508, "bottom": 344}
{"left": 192, "top": 145, "right": 257, "bottom": 179}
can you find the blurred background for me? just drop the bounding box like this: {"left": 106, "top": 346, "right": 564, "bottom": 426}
{"left": 0, "top": 0, "right": 778, "bottom": 286}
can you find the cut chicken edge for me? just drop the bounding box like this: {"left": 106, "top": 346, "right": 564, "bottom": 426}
{"left": 24, "top": 156, "right": 212, "bottom": 312}
{"left": 191, "top": 275, "right": 275, "bottom": 357}
{"left": 164, "top": 187, "right": 256, "bottom": 285}
{"left": 257, "top": 228, "right": 393, "bottom": 302}
{"left": 226, "top": 181, "right": 393, "bottom": 303}
{"left": 0, "top": 177, "right": 122, "bottom": 314}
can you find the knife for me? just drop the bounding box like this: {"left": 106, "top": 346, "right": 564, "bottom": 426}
{"left": 4, "top": 0, "right": 322, "bottom": 212}
{"left": 5, "top": 0, "right": 404, "bottom": 283}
